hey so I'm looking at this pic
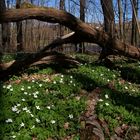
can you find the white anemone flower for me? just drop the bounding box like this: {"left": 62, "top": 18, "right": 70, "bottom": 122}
{"left": 105, "top": 103, "right": 109, "bottom": 106}
{"left": 16, "top": 110, "right": 21, "bottom": 114}
{"left": 16, "top": 104, "right": 21, "bottom": 107}
{"left": 105, "top": 94, "right": 109, "bottom": 99}
{"left": 36, "top": 118, "right": 40, "bottom": 123}
{"left": 6, "top": 118, "right": 13, "bottom": 123}
{"left": 12, "top": 106, "right": 18, "bottom": 112}
{"left": 24, "top": 92, "right": 28, "bottom": 95}
{"left": 31, "top": 125, "right": 35, "bottom": 129}
{"left": 51, "top": 120, "right": 56, "bottom": 124}
{"left": 47, "top": 106, "right": 51, "bottom": 109}
{"left": 68, "top": 114, "right": 73, "bottom": 119}
{"left": 27, "top": 86, "right": 31, "bottom": 89}
{"left": 36, "top": 106, "right": 40, "bottom": 110}
{"left": 132, "top": 89, "right": 135, "bottom": 92}
{"left": 22, "top": 98, "right": 26, "bottom": 101}
{"left": 60, "top": 79, "right": 63, "bottom": 83}
{"left": 10, "top": 88, "right": 13, "bottom": 91}
{"left": 35, "top": 91, "right": 39, "bottom": 94}
{"left": 70, "top": 76, "right": 73, "bottom": 78}
{"left": 30, "top": 114, "right": 34, "bottom": 117}
{"left": 20, "top": 122, "right": 25, "bottom": 127}
{"left": 22, "top": 107, "right": 28, "bottom": 111}
{"left": 99, "top": 99, "right": 103, "bottom": 102}
{"left": 125, "top": 86, "right": 128, "bottom": 90}
{"left": 21, "top": 87, "right": 24, "bottom": 91}
{"left": 26, "top": 110, "right": 31, "bottom": 114}
{"left": 34, "top": 95, "right": 38, "bottom": 98}
{"left": 11, "top": 135, "right": 16, "bottom": 138}
{"left": 113, "top": 74, "right": 116, "bottom": 77}
{"left": 7, "top": 85, "right": 12, "bottom": 89}
{"left": 39, "top": 84, "right": 42, "bottom": 87}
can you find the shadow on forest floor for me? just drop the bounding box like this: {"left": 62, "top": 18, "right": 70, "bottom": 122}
{"left": 96, "top": 58, "right": 140, "bottom": 84}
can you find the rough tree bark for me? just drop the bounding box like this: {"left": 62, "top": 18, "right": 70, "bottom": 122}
{"left": 117, "top": 0, "right": 124, "bottom": 41}
{"left": 99, "top": 0, "right": 116, "bottom": 60}
{"left": 79, "top": 0, "right": 86, "bottom": 53}
{"left": 0, "top": 7, "right": 140, "bottom": 79}
{"left": 0, "top": 0, "right": 10, "bottom": 50}
{"left": 16, "top": 0, "right": 23, "bottom": 52}
{"left": 131, "top": 0, "right": 139, "bottom": 46}
{"left": 59, "top": 0, "right": 65, "bottom": 37}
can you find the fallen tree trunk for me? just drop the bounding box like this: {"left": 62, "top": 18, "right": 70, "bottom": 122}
{"left": 0, "top": 33, "right": 78, "bottom": 80}
{"left": 0, "top": 7, "right": 140, "bottom": 59}
{"left": 0, "top": 7, "right": 140, "bottom": 80}
{"left": 0, "top": 52, "right": 79, "bottom": 70}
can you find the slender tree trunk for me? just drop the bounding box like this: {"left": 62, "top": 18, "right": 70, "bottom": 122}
{"left": 118, "top": 0, "right": 124, "bottom": 41}
{"left": 16, "top": 0, "right": 23, "bottom": 52}
{"left": 123, "top": 0, "right": 128, "bottom": 40}
{"left": 59, "top": 0, "right": 65, "bottom": 37}
{"left": 131, "top": 0, "right": 138, "bottom": 46}
{"left": 79, "top": 0, "right": 86, "bottom": 53}
{"left": 59, "top": 0, "right": 65, "bottom": 52}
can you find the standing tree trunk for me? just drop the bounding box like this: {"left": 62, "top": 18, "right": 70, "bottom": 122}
{"left": 101, "top": 0, "right": 115, "bottom": 37}
{"left": 131, "top": 0, "right": 138, "bottom": 46}
{"left": 79, "top": 0, "right": 86, "bottom": 53}
{"left": 16, "top": 0, "right": 23, "bottom": 52}
{"left": 59, "top": 0, "right": 65, "bottom": 52}
{"left": 0, "top": 0, "right": 10, "bottom": 51}
{"left": 118, "top": 0, "right": 124, "bottom": 41}
{"left": 99, "top": 0, "right": 116, "bottom": 60}
{"left": 59, "top": 0, "right": 65, "bottom": 37}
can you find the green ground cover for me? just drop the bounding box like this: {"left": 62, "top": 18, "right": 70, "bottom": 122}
{"left": 0, "top": 53, "right": 140, "bottom": 139}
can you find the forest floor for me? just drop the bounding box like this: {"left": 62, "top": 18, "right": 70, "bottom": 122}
{"left": 0, "top": 53, "right": 140, "bottom": 140}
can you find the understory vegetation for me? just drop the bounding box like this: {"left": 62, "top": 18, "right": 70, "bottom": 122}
{"left": 0, "top": 53, "right": 140, "bottom": 140}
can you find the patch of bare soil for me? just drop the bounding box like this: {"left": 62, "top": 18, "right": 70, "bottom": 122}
{"left": 79, "top": 87, "right": 140, "bottom": 140}
{"left": 80, "top": 87, "right": 107, "bottom": 140}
